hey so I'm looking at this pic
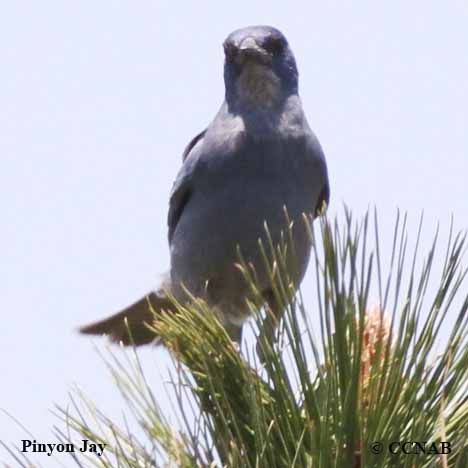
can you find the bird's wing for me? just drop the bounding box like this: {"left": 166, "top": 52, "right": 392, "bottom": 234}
{"left": 168, "top": 129, "right": 206, "bottom": 243}
{"left": 315, "top": 177, "right": 330, "bottom": 216}
{"left": 182, "top": 129, "right": 206, "bottom": 161}
{"left": 306, "top": 133, "right": 330, "bottom": 217}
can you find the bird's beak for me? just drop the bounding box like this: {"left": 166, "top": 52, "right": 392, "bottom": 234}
{"left": 236, "top": 37, "right": 270, "bottom": 65}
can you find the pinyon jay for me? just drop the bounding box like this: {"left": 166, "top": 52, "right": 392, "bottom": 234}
{"left": 80, "top": 25, "right": 330, "bottom": 350}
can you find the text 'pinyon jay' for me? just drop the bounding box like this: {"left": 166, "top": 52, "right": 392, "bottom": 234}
{"left": 79, "top": 25, "right": 330, "bottom": 350}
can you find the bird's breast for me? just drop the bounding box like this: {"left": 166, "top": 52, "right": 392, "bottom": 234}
{"left": 170, "top": 138, "right": 321, "bottom": 297}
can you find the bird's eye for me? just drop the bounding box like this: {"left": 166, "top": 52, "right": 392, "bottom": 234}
{"left": 223, "top": 42, "right": 237, "bottom": 62}
{"left": 263, "top": 35, "right": 285, "bottom": 55}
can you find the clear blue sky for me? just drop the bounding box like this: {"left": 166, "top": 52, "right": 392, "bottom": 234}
{"left": 1, "top": 1, "right": 467, "bottom": 463}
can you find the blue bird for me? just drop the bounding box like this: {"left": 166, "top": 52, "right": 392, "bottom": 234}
{"left": 80, "top": 26, "right": 330, "bottom": 350}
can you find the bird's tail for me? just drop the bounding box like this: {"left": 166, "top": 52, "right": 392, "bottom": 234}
{"left": 79, "top": 291, "right": 177, "bottom": 346}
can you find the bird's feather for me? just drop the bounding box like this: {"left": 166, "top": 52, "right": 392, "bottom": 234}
{"left": 167, "top": 130, "right": 206, "bottom": 244}
{"left": 79, "top": 293, "right": 176, "bottom": 346}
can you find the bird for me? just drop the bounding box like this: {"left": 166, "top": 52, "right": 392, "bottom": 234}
{"left": 79, "top": 25, "right": 330, "bottom": 350}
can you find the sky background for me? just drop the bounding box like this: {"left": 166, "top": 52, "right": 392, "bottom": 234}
{"left": 1, "top": 1, "right": 467, "bottom": 464}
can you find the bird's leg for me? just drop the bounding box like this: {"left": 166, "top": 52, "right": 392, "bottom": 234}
{"left": 225, "top": 323, "right": 243, "bottom": 348}
{"left": 256, "top": 289, "right": 284, "bottom": 363}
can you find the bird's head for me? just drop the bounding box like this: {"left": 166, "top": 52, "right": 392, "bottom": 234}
{"left": 223, "top": 26, "right": 298, "bottom": 112}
